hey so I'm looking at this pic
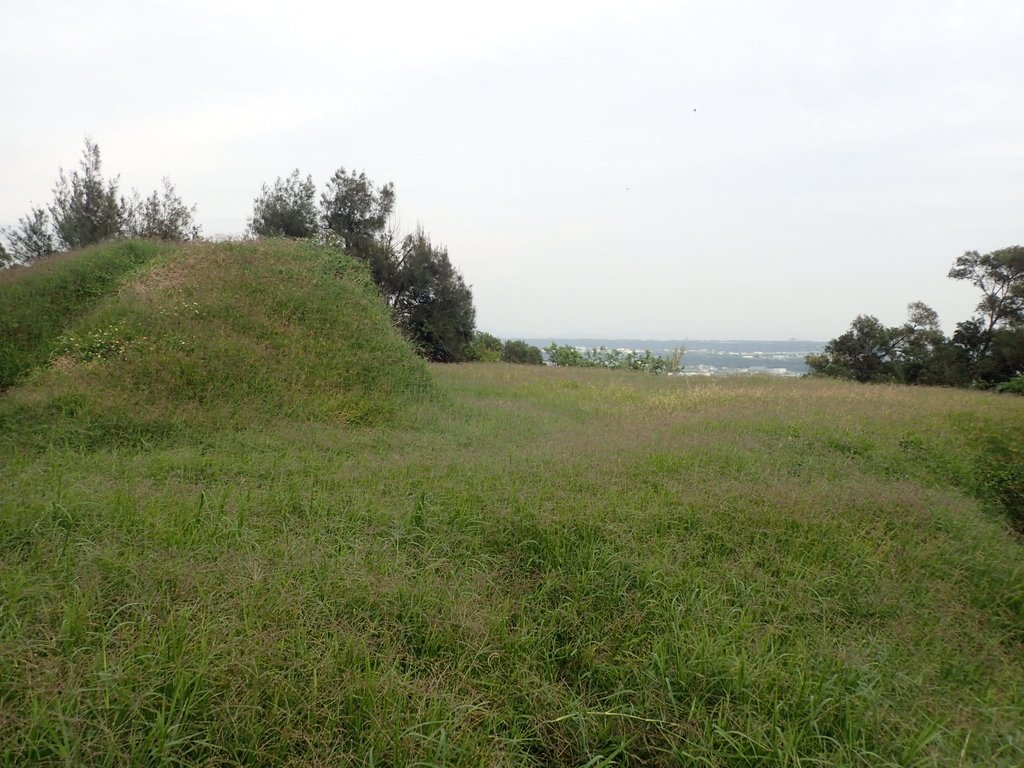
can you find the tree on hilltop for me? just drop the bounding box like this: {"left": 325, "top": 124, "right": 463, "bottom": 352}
{"left": 948, "top": 247, "right": 1024, "bottom": 365}
{"left": 320, "top": 167, "right": 395, "bottom": 257}
{"left": 4, "top": 138, "right": 199, "bottom": 267}
{"left": 3, "top": 207, "right": 56, "bottom": 264}
{"left": 49, "top": 139, "right": 126, "bottom": 249}
{"left": 319, "top": 167, "right": 401, "bottom": 295}
{"left": 246, "top": 165, "right": 478, "bottom": 363}
{"left": 249, "top": 170, "right": 319, "bottom": 238}
{"left": 810, "top": 246, "right": 1024, "bottom": 388}
{"left": 949, "top": 247, "right": 1024, "bottom": 331}
{"left": 127, "top": 178, "right": 200, "bottom": 241}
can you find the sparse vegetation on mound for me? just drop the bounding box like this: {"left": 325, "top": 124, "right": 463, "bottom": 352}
{"left": 0, "top": 239, "right": 432, "bottom": 449}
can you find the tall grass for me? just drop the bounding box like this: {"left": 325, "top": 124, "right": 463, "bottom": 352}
{"left": 1, "top": 242, "right": 1022, "bottom": 766}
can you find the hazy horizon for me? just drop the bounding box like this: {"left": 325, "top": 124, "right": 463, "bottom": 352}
{"left": 507, "top": 335, "right": 825, "bottom": 344}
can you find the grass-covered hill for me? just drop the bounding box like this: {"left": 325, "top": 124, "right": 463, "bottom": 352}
{"left": 1, "top": 242, "right": 1023, "bottom": 766}
{"left": 0, "top": 239, "right": 433, "bottom": 449}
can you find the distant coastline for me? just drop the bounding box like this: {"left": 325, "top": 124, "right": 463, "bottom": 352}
{"left": 518, "top": 338, "right": 826, "bottom": 376}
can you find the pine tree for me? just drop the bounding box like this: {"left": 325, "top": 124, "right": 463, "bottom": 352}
{"left": 249, "top": 170, "right": 318, "bottom": 238}
{"left": 4, "top": 207, "right": 55, "bottom": 264}
{"left": 49, "top": 139, "right": 125, "bottom": 249}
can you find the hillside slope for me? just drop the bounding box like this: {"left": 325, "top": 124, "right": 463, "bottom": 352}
{"left": 0, "top": 240, "right": 171, "bottom": 390}
{"left": 0, "top": 239, "right": 432, "bottom": 447}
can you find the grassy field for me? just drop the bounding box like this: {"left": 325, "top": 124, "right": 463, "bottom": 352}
{"left": 2, "top": 242, "right": 1023, "bottom": 766}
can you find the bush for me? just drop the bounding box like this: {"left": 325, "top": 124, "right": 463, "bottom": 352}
{"left": 544, "top": 343, "right": 683, "bottom": 373}
{"left": 502, "top": 339, "right": 543, "bottom": 365}
{"left": 967, "top": 420, "right": 1024, "bottom": 533}
{"left": 996, "top": 375, "right": 1024, "bottom": 395}
{"left": 466, "top": 332, "right": 503, "bottom": 362}
{"left": 544, "top": 343, "right": 594, "bottom": 368}
{"left": 127, "top": 178, "right": 199, "bottom": 241}
{"left": 249, "top": 170, "right": 318, "bottom": 238}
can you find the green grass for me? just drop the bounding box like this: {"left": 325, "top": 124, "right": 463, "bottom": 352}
{"left": 0, "top": 239, "right": 433, "bottom": 449}
{"left": 0, "top": 240, "right": 172, "bottom": 390}
{"left": 2, "top": 242, "right": 1023, "bottom": 766}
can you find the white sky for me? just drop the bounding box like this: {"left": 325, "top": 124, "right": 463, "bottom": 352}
{"left": 2, "top": 0, "right": 1022, "bottom": 339}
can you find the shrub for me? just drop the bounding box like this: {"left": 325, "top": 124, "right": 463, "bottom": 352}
{"left": 467, "top": 332, "right": 503, "bottom": 362}
{"left": 249, "top": 170, "right": 319, "bottom": 238}
{"left": 544, "top": 343, "right": 683, "bottom": 373}
{"left": 502, "top": 339, "right": 543, "bottom": 365}
{"left": 996, "top": 375, "right": 1024, "bottom": 395}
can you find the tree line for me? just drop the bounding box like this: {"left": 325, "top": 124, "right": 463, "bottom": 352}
{"left": 465, "top": 332, "right": 543, "bottom": 365}
{"left": 807, "top": 246, "right": 1024, "bottom": 393}
{"left": 1, "top": 139, "right": 538, "bottom": 365}
{"left": 1, "top": 139, "right": 198, "bottom": 266}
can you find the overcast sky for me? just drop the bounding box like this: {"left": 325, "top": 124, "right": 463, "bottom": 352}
{"left": 2, "top": 0, "right": 1022, "bottom": 339}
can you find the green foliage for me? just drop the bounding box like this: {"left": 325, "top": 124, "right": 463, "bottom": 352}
{"left": 391, "top": 229, "right": 475, "bottom": 362}
{"left": 962, "top": 417, "right": 1024, "bottom": 532}
{"left": 981, "top": 328, "right": 1024, "bottom": 384}
{"left": 318, "top": 168, "right": 399, "bottom": 304}
{"left": 0, "top": 240, "right": 169, "bottom": 389}
{"left": 55, "top": 320, "right": 136, "bottom": 362}
{"left": 466, "top": 331, "right": 503, "bottom": 362}
{"left": 502, "top": 339, "right": 543, "bottom": 365}
{"left": 814, "top": 247, "right": 1024, "bottom": 389}
{"left": 807, "top": 300, "right": 1022, "bottom": 386}
{"left": 127, "top": 178, "right": 200, "bottom": 241}
{"left": 3, "top": 206, "right": 55, "bottom": 264}
{"left": 545, "top": 342, "right": 683, "bottom": 373}
{"left": 247, "top": 167, "right": 478, "bottom": 365}
{"left": 806, "top": 304, "right": 953, "bottom": 384}
{"left": 320, "top": 167, "right": 395, "bottom": 255}
{"left": 806, "top": 314, "right": 901, "bottom": 382}
{"left": 5, "top": 139, "right": 199, "bottom": 267}
{"left": 49, "top": 138, "right": 126, "bottom": 249}
{"left": 997, "top": 375, "right": 1024, "bottom": 395}
{"left": 248, "top": 169, "right": 318, "bottom": 238}
{"left": 948, "top": 246, "right": 1024, "bottom": 333}
{"left": 545, "top": 342, "right": 593, "bottom": 367}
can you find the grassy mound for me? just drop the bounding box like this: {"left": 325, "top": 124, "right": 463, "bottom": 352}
{"left": 0, "top": 239, "right": 432, "bottom": 447}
